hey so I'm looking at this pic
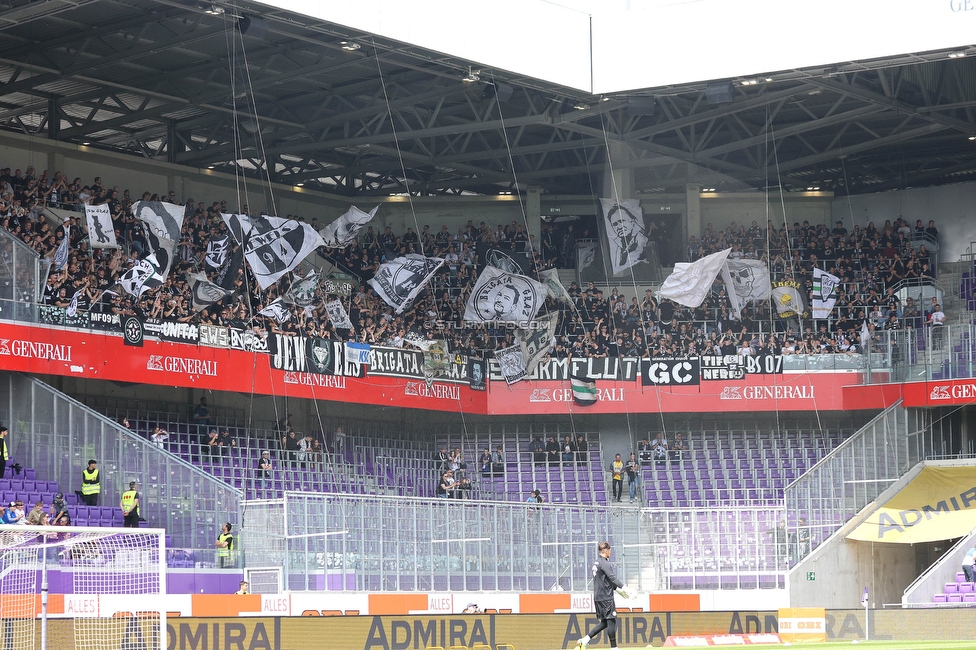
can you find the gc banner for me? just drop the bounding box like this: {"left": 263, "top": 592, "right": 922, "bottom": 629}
{"left": 641, "top": 358, "right": 701, "bottom": 386}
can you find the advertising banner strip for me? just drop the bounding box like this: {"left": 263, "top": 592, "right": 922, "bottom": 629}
{"left": 846, "top": 466, "right": 976, "bottom": 543}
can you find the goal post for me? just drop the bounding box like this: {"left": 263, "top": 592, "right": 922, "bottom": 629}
{"left": 0, "top": 525, "right": 166, "bottom": 650}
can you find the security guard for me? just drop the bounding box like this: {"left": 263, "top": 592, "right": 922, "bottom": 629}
{"left": 215, "top": 522, "right": 235, "bottom": 568}
{"left": 80, "top": 459, "right": 100, "bottom": 506}
{"left": 120, "top": 481, "right": 140, "bottom": 528}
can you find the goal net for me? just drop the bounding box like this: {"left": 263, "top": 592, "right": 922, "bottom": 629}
{"left": 0, "top": 525, "right": 165, "bottom": 650}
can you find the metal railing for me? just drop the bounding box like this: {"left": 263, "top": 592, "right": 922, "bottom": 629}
{"left": 783, "top": 402, "right": 932, "bottom": 565}
{"left": 245, "top": 491, "right": 617, "bottom": 592}
{"left": 0, "top": 372, "right": 241, "bottom": 549}
{"left": 0, "top": 226, "right": 48, "bottom": 305}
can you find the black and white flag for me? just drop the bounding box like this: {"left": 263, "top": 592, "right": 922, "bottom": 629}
{"left": 53, "top": 226, "right": 70, "bottom": 271}
{"left": 324, "top": 298, "right": 354, "bottom": 330}
{"left": 368, "top": 254, "right": 445, "bottom": 314}
{"left": 187, "top": 272, "right": 232, "bottom": 312}
{"left": 221, "top": 213, "right": 325, "bottom": 290}
{"left": 205, "top": 236, "right": 229, "bottom": 269}
{"left": 286, "top": 270, "right": 319, "bottom": 311}
{"left": 724, "top": 259, "right": 771, "bottom": 319}
{"left": 516, "top": 312, "right": 558, "bottom": 376}
{"left": 539, "top": 268, "right": 573, "bottom": 304}
{"left": 601, "top": 198, "right": 648, "bottom": 275}
{"left": 812, "top": 267, "right": 840, "bottom": 319}
{"left": 404, "top": 331, "right": 434, "bottom": 351}
{"left": 319, "top": 205, "right": 378, "bottom": 248}
{"left": 577, "top": 242, "right": 597, "bottom": 271}
{"left": 84, "top": 204, "right": 118, "bottom": 249}
{"left": 118, "top": 252, "right": 168, "bottom": 297}
{"left": 464, "top": 266, "right": 547, "bottom": 324}
{"left": 258, "top": 297, "right": 292, "bottom": 323}
{"left": 132, "top": 200, "right": 184, "bottom": 253}
{"left": 494, "top": 345, "right": 527, "bottom": 385}
{"left": 66, "top": 289, "right": 82, "bottom": 318}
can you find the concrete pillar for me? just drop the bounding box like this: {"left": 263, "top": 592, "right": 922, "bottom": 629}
{"left": 601, "top": 140, "right": 636, "bottom": 200}
{"left": 686, "top": 183, "right": 702, "bottom": 245}
{"left": 48, "top": 152, "right": 65, "bottom": 176}
{"left": 525, "top": 186, "right": 541, "bottom": 242}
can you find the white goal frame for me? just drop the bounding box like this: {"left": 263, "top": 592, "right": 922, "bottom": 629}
{"left": 0, "top": 525, "right": 166, "bottom": 650}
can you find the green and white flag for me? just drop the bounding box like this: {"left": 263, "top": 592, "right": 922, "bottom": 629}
{"left": 571, "top": 376, "right": 597, "bottom": 406}
{"left": 812, "top": 267, "right": 840, "bottom": 319}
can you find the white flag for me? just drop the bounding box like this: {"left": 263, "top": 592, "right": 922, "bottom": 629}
{"left": 658, "top": 248, "right": 731, "bottom": 308}
{"left": 118, "top": 251, "right": 171, "bottom": 297}
{"left": 324, "top": 298, "right": 354, "bottom": 329}
{"left": 259, "top": 297, "right": 292, "bottom": 323}
{"left": 368, "top": 254, "right": 444, "bottom": 314}
{"left": 53, "top": 226, "right": 70, "bottom": 271}
{"left": 771, "top": 280, "right": 807, "bottom": 319}
{"left": 812, "top": 267, "right": 840, "bottom": 319}
{"left": 577, "top": 242, "right": 597, "bottom": 270}
{"left": 187, "top": 272, "right": 232, "bottom": 312}
{"left": 517, "top": 312, "right": 558, "bottom": 376}
{"left": 464, "top": 265, "right": 547, "bottom": 324}
{"left": 601, "top": 198, "right": 648, "bottom": 275}
{"left": 494, "top": 345, "right": 527, "bottom": 385}
{"left": 539, "top": 268, "right": 573, "bottom": 304}
{"left": 403, "top": 331, "right": 434, "bottom": 351}
{"left": 205, "top": 236, "right": 229, "bottom": 268}
{"left": 319, "top": 205, "right": 378, "bottom": 248}
{"left": 66, "top": 289, "right": 82, "bottom": 318}
{"left": 221, "top": 213, "right": 325, "bottom": 290}
{"left": 84, "top": 204, "right": 118, "bottom": 249}
{"left": 860, "top": 319, "right": 871, "bottom": 351}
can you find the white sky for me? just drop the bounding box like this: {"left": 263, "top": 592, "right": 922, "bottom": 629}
{"left": 261, "top": 1, "right": 976, "bottom": 94}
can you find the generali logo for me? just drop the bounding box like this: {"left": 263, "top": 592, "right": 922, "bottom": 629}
{"left": 720, "top": 386, "right": 742, "bottom": 400}
{"left": 146, "top": 355, "right": 217, "bottom": 376}
{"left": 529, "top": 388, "right": 552, "bottom": 403}
{"left": 0, "top": 338, "right": 72, "bottom": 361}
{"left": 930, "top": 385, "right": 951, "bottom": 400}
{"left": 720, "top": 385, "right": 814, "bottom": 400}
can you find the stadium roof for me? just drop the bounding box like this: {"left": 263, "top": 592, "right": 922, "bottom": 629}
{"left": 0, "top": 0, "right": 974, "bottom": 198}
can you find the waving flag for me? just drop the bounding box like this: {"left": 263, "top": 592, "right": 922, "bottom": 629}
{"left": 258, "top": 297, "right": 292, "bottom": 323}
{"left": 658, "top": 248, "right": 731, "bottom": 308}
{"left": 494, "top": 345, "right": 527, "bottom": 385}
{"left": 222, "top": 213, "right": 325, "bottom": 290}
{"left": 725, "top": 259, "right": 771, "bottom": 318}
{"left": 319, "top": 205, "right": 378, "bottom": 248}
{"left": 517, "top": 312, "right": 558, "bottom": 376}
{"left": 464, "top": 266, "right": 547, "bottom": 324}
{"left": 812, "top": 267, "right": 840, "bottom": 319}
{"left": 118, "top": 253, "right": 169, "bottom": 297}
{"left": 571, "top": 376, "right": 597, "bottom": 406}
{"left": 324, "top": 299, "right": 354, "bottom": 330}
{"left": 206, "top": 236, "right": 229, "bottom": 269}
{"left": 369, "top": 254, "right": 445, "bottom": 314}
{"left": 187, "top": 272, "right": 232, "bottom": 312}
{"left": 53, "top": 226, "right": 70, "bottom": 271}
{"left": 539, "top": 268, "right": 573, "bottom": 304}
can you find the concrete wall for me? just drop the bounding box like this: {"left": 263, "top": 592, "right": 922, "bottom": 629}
{"left": 789, "top": 463, "right": 926, "bottom": 609}
{"left": 832, "top": 182, "right": 976, "bottom": 263}
{"left": 700, "top": 192, "right": 834, "bottom": 237}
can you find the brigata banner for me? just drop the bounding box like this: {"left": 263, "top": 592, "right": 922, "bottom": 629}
{"left": 0, "top": 321, "right": 868, "bottom": 415}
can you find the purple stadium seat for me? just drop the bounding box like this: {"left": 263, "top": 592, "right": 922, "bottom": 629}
{"left": 964, "top": 594, "right": 976, "bottom": 603}
{"left": 959, "top": 582, "right": 974, "bottom": 594}
{"left": 933, "top": 594, "right": 947, "bottom": 603}
{"left": 945, "top": 583, "right": 959, "bottom": 594}
{"left": 948, "top": 594, "right": 962, "bottom": 603}
{"left": 956, "top": 572, "right": 967, "bottom": 582}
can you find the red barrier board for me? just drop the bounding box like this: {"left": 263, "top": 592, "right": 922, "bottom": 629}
{"left": 903, "top": 378, "right": 976, "bottom": 407}
{"left": 0, "top": 322, "right": 882, "bottom": 414}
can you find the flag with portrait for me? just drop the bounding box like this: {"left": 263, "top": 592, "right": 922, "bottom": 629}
{"left": 84, "top": 204, "right": 118, "bottom": 249}
{"left": 368, "top": 254, "right": 445, "bottom": 314}
{"left": 464, "top": 266, "right": 547, "bottom": 324}
{"left": 600, "top": 198, "right": 648, "bottom": 275}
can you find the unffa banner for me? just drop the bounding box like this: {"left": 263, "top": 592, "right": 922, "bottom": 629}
{"left": 847, "top": 466, "right": 976, "bottom": 543}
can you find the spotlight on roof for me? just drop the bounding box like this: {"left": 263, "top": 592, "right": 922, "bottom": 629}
{"left": 969, "top": 135, "right": 976, "bottom": 141}
{"left": 462, "top": 67, "right": 481, "bottom": 83}
{"left": 948, "top": 50, "right": 967, "bottom": 59}
{"left": 573, "top": 101, "right": 590, "bottom": 110}
{"left": 339, "top": 41, "right": 361, "bottom": 51}
{"left": 205, "top": 4, "right": 224, "bottom": 15}
{"left": 740, "top": 79, "right": 758, "bottom": 86}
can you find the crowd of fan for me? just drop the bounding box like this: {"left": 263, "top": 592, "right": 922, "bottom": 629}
{"left": 0, "top": 163, "right": 944, "bottom": 361}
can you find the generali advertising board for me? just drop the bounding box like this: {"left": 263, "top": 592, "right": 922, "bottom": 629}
{"left": 0, "top": 321, "right": 871, "bottom": 414}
